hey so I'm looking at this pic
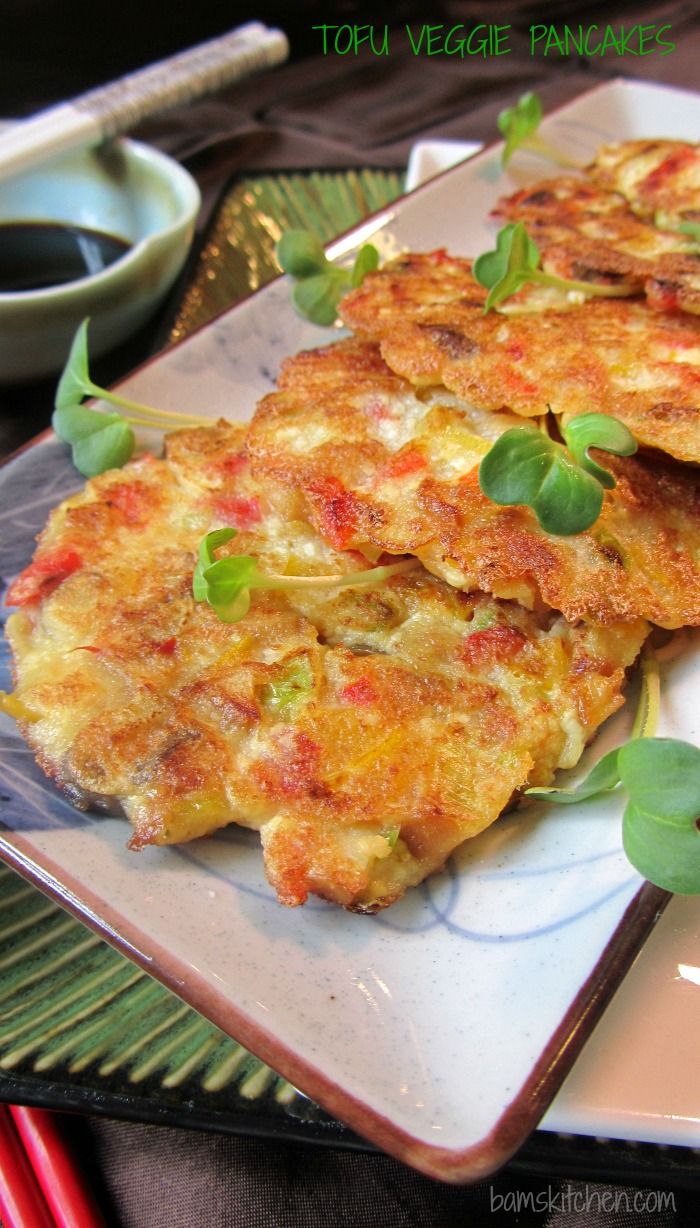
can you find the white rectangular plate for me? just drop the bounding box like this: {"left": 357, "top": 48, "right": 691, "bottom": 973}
{"left": 1, "top": 79, "right": 699, "bottom": 1181}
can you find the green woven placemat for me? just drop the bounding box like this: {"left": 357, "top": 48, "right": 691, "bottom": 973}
{"left": 171, "top": 169, "right": 403, "bottom": 340}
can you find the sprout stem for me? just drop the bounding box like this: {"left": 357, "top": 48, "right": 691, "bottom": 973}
{"left": 96, "top": 388, "right": 217, "bottom": 430}
{"left": 631, "top": 645, "right": 661, "bottom": 741}
{"left": 521, "top": 135, "right": 582, "bottom": 170}
{"left": 256, "top": 558, "right": 419, "bottom": 591}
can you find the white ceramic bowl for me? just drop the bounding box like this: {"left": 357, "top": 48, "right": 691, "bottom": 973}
{"left": 0, "top": 137, "right": 200, "bottom": 383}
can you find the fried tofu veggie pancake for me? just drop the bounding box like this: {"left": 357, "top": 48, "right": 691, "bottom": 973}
{"left": 247, "top": 338, "right": 700, "bottom": 627}
{"left": 5, "top": 423, "right": 648, "bottom": 911}
{"left": 495, "top": 176, "right": 700, "bottom": 315}
{"left": 588, "top": 139, "right": 700, "bottom": 231}
{"left": 339, "top": 250, "right": 700, "bottom": 463}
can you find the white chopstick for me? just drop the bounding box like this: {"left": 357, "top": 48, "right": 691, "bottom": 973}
{"left": 0, "top": 21, "right": 289, "bottom": 182}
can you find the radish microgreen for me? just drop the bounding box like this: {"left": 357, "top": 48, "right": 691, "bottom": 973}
{"left": 527, "top": 645, "right": 700, "bottom": 895}
{"left": 525, "top": 645, "right": 659, "bottom": 807}
{"left": 478, "top": 413, "right": 637, "bottom": 535}
{"left": 498, "top": 91, "right": 580, "bottom": 169}
{"left": 619, "top": 739, "right": 700, "bottom": 895}
{"left": 527, "top": 737, "right": 700, "bottom": 895}
{"left": 473, "top": 222, "right": 635, "bottom": 311}
{"left": 192, "top": 528, "right": 418, "bottom": 624}
{"left": 276, "top": 229, "right": 379, "bottom": 326}
{"left": 52, "top": 403, "right": 136, "bottom": 478}
{"left": 563, "top": 413, "right": 638, "bottom": 490}
{"left": 53, "top": 320, "right": 215, "bottom": 477}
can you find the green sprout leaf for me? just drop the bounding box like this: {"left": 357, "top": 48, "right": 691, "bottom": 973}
{"left": 199, "top": 555, "right": 257, "bottom": 623}
{"left": 53, "top": 324, "right": 136, "bottom": 474}
{"left": 350, "top": 243, "right": 380, "bottom": 287}
{"left": 192, "top": 530, "right": 419, "bottom": 624}
{"left": 192, "top": 528, "right": 256, "bottom": 623}
{"left": 473, "top": 222, "right": 541, "bottom": 311}
{"left": 526, "top": 746, "right": 622, "bottom": 805}
{"left": 53, "top": 394, "right": 136, "bottom": 480}
{"left": 293, "top": 271, "right": 347, "bottom": 327}
{"left": 620, "top": 737, "right": 700, "bottom": 895}
{"left": 498, "top": 91, "right": 543, "bottom": 168}
{"left": 55, "top": 318, "right": 96, "bottom": 412}
{"left": 496, "top": 90, "right": 581, "bottom": 170}
{"left": 192, "top": 527, "right": 237, "bottom": 602}
{"left": 522, "top": 645, "right": 700, "bottom": 893}
{"left": 527, "top": 737, "right": 700, "bottom": 895}
{"left": 276, "top": 229, "right": 328, "bottom": 278}
{"left": 53, "top": 401, "right": 121, "bottom": 444}
{"left": 623, "top": 798, "right": 700, "bottom": 895}
{"left": 619, "top": 739, "right": 700, "bottom": 828}
{"left": 479, "top": 413, "right": 637, "bottom": 535}
{"left": 71, "top": 419, "right": 135, "bottom": 477}
{"left": 621, "top": 738, "right": 700, "bottom": 896}
{"left": 527, "top": 641, "right": 658, "bottom": 805}
{"left": 276, "top": 229, "right": 379, "bottom": 326}
{"left": 478, "top": 426, "right": 602, "bottom": 535}
{"left": 563, "top": 413, "right": 637, "bottom": 490}
{"left": 473, "top": 222, "right": 635, "bottom": 312}
{"left": 52, "top": 319, "right": 216, "bottom": 477}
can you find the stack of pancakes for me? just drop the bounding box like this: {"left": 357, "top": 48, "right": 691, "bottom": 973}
{"left": 6, "top": 139, "right": 700, "bottom": 909}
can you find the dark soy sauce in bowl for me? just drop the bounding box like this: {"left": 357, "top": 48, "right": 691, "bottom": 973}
{"left": 0, "top": 221, "right": 132, "bottom": 292}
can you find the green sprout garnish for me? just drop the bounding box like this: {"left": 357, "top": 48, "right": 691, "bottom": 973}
{"left": 473, "top": 222, "right": 635, "bottom": 312}
{"left": 527, "top": 645, "right": 700, "bottom": 895}
{"left": 478, "top": 413, "right": 637, "bottom": 536}
{"left": 497, "top": 91, "right": 580, "bottom": 170}
{"left": 52, "top": 320, "right": 215, "bottom": 477}
{"left": 276, "top": 229, "right": 379, "bottom": 326}
{"left": 498, "top": 91, "right": 543, "bottom": 168}
{"left": 525, "top": 642, "right": 659, "bottom": 805}
{"left": 563, "top": 413, "right": 638, "bottom": 490}
{"left": 192, "top": 528, "right": 418, "bottom": 624}
{"left": 527, "top": 738, "right": 700, "bottom": 895}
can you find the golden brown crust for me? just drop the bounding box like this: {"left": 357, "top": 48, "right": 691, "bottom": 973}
{"left": 589, "top": 139, "right": 700, "bottom": 229}
{"left": 339, "top": 250, "right": 700, "bottom": 463}
{"left": 247, "top": 338, "right": 700, "bottom": 628}
{"left": 6, "top": 421, "right": 647, "bottom": 911}
{"left": 495, "top": 175, "right": 700, "bottom": 313}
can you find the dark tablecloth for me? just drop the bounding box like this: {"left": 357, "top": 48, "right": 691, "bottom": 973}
{"left": 79, "top": 1117, "right": 698, "bottom": 1227}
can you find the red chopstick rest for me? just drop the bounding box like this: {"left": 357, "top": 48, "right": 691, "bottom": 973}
{"left": 9, "top": 1106, "right": 107, "bottom": 1228}
{"left": 0, "top": 1104, "right": 55, "bottom": 1228}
